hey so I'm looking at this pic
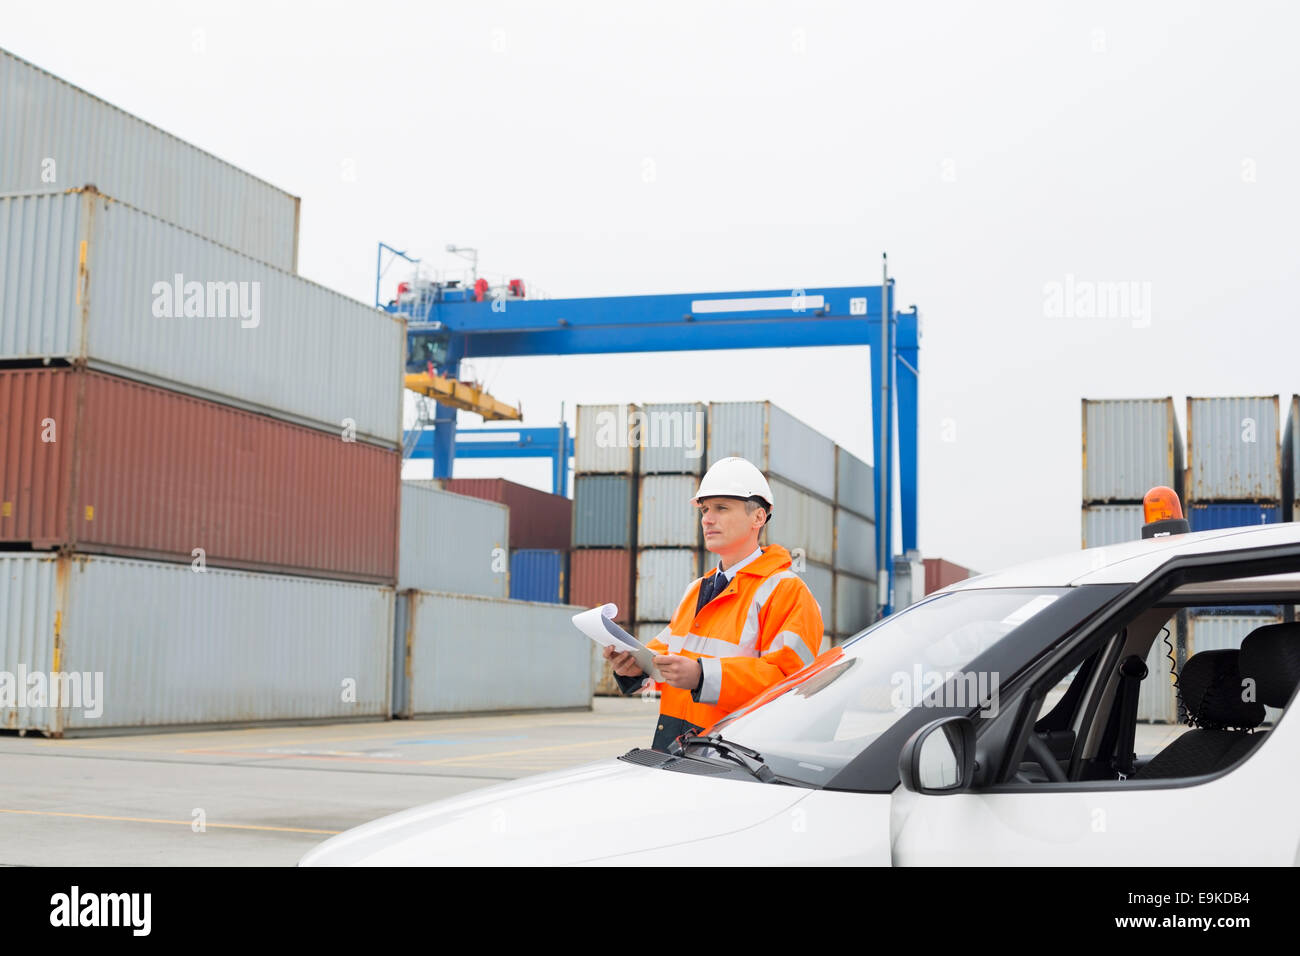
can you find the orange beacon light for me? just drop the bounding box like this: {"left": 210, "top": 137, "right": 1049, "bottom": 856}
{"left": 1141, "top": 486, "right": 1190, "bottom": 539}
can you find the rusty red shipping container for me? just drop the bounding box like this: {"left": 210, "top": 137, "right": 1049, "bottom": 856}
{"left": 924, "top": 557, "right": 973, "bottom": 595}
{"left": 443, "top": 477, "right": 572, "bottom": 550}
{"left": 0, "top": 368, "right": 399, "bottom": 582}
{"left": 568, "top": 548, "right": 632, "bottom": 623}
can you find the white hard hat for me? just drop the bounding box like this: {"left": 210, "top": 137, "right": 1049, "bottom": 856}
{"left": 690, "top": 456, "right": 774, "bottom": 511}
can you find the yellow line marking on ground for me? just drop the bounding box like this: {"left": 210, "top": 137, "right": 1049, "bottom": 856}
{"left": 0, "top": 808, "right": 339, "bottom": 835}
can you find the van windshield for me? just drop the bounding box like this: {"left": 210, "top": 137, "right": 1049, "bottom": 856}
{"left": 703, "top": 588, "right": 1071, "bottom": 787}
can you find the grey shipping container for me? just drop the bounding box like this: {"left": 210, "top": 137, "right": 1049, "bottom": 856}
{"left": 399, "top": 592, "right": 591, "bottom": 716}
{"left": 398, "top": 483, "right": 508, "bottom": 597}
{"left": 0, "top": 552, "right": 392, "bottom": 734}
{"left": 635, "top": 548, "right": 700, "bottom": 621}
{"left": 761, "top": 477, "right": 833, "bottom": 566}
{"left": 892, "top": 554, "right": 926, "bottom": 610}
{"left": 835, "top": 446, "right": 875, "bottom": 522}
{"left": 637, "top": 474, "right": 702, "bottom": 548}
{"left": 1284, "top": 396, "right": 1300, "bottom": 505}
{"left": 1187, "top": 396, "right": 1281, "bottom": 502}
{"left": 0, "top": 189, "right": 404, "bottom": 446}
{"left": 1136, "top": 622, "right": 1179, "bottom": 723}
{"left": 0, "top": 48, "right": 300, "bottom": 271}
{"left": 833, "top": 508, "right": 877, "bottom": 578}
{"left": 795, "top": 562, "right": 833, "bottom": 637}
{"left": 708, "top": 402, "right": 836, "bottom": 502}
{"left": 1081, "top": 504, "right": 1145, "bottom": 549}
{"left": 1082, "top": 398, "right": 1184, "bottom": 503}
{"left": 638, "top": 402, "right": 708, "bottom": 474}
{"left": 834, "top": 572, "right": 877, "bottom": 637}
{"left": 575, "top": 404, "right": 640, "bottom": 474}
{"left": 1186, "top": 613, "right": 1284, "bottom": 725}
{"left": 573, "top": 475, "right": 635, "bottom": 548}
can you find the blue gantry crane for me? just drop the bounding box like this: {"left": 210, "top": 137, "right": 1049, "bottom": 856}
{"left": 378, "top": 243, "right": 919, "bottom": 613}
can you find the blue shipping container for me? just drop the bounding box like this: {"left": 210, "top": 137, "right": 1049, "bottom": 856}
{"left": 509, "top": 550, "right": 567, "bottom": 603}
{"left": 1188, "top": 503, "right": 1280, "bottom": 532}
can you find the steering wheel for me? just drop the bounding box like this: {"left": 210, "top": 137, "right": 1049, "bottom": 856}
{"left": 1023, "top": 732, "right": 1068, "bottom": 782}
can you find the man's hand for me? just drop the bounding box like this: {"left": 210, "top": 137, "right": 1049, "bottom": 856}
{"left": 654, "top": 654, "right": 702, "bottom": 690}
{"left": 603, "top": 644, "right": 643, "bottom": 678}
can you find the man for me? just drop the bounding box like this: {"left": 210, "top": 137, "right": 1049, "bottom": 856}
{"left": 603, "top": 456, "right": 825, "bottom": 752}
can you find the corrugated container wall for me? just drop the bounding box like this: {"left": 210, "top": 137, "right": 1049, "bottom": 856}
{"left": 0, "top": 190, "right": 403, "bottom": 447}
{"left": 0, "top": 553, "right": 392, "bottom": 734}
{"left": 401, "top": 593, "right": 590, "bottom": 716}
{"left": 637, "top": 474, "right": 701, "bottom": 548}
{"left": 834, "top": 446, "right": 875, "bottom": 522}
{"left": 1187, "top": 613, "right": 1286, "bottom": 726}
{"left": 638, "top": 402, "right": 707, "bottom": 474}
{"left": 759, "top": 477, "right": 832, "bottom": 566}
{"left": 1082, "top": 398, "right": 1184, "bottom": 502}
{"left": 635, "top": 549, "right": 699, "bottom": 621}
{"left": 443, "top": 478, "right": 571, "bottom": 550}
{"left": 508, "top": 550, "right": 566, "bottom": 604}
{"left": 0, "top": 48, "right": 300, "bottom": 271}
{"left": 796, "top": 563, "right": 833, "bottom": 636}
{"left": 1082, "top": 505, "right": 1145, "bottom": 549}
{"left": 833, "top": 573, "right": 877, "bottom": 637}
{"left": 833, "top": 508, "right": 876, "bottom": 577}
{"left": 0, "top": 368, "right": 399, "bottom": 582}
{"left": 398, "top": 483, "right": 508, "bottom": 597}
{"left": 1188, "top": 503, "right": 1280, "bottom": 533}
{"left": 1186, "top": 396, "right": 1281, "bottom": 501}
{"left": 923, "top": 558, "right": 972, "bottom": 595}
{"left": 1136, "top": 624, "right": 1179, "bottom": 723}
{"left": 569, "top": 549, "right": 632, "bottom": 623}
{"left": 893, "top": 555, "right": 927, "bottom": 609}
{"left": 573, "top": 475, "right": 635, "bottom": 548}
{"left": 575, "top": 404, "right": 639, "bottom": 473}
{"left": 707, "top": 402, "right": 835, "bottom": 502}
{"left": 1283, "top": 396, "right": 1300, "bottom": 507}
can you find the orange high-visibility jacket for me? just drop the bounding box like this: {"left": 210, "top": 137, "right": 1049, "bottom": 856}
{"left": 630, "top": 544, "right": 824, "bottom": 752}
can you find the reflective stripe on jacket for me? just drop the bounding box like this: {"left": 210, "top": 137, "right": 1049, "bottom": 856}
{"left": 621, "top": 544, "right": 824, "bottom": 752}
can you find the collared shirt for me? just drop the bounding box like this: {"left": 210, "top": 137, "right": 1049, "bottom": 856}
{"left": 713, "top": 546, "right": 764, "bottom": 582}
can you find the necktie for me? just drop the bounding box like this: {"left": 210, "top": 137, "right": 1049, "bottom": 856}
{"left": 696, "top": 571, "right": 726, "bottom": 614}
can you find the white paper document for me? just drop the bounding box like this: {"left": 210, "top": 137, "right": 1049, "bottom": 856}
{"left": 572, "top": 604, "right": 663, "bottom": 681}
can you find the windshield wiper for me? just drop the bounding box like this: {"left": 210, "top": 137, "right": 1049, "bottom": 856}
{"left": 675, "top": 732, "right": 776, "bottom": 783}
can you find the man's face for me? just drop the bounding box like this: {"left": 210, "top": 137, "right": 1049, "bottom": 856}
{"left": 698, "top": 497, "right": 763, "bottom": 555}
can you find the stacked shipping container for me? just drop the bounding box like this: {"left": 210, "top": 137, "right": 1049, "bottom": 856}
{"left": 833, "top": 447, "right": 877, "bottom": 642}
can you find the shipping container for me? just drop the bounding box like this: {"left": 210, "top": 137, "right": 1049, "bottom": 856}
{"left": 1188, "top": 502, "right": 1281, "bottom": 533}
{"left": 399, "top": 592, "right": 590, "bottom": 716}
{"left": 1186, "top": 396, "right": 1281, "bottom": 501}
{"left": 508, "top": 550, "right": 567, "bottom": 604}
{"left": 1082, "top": 398, "right": 1184, "bottom": 502}
{"left": 0, "top": 552, "right": 393, "bottom": 734}
{"left": 635, "top": 402, "right": 706, "bottom": 475}
{"left": 575, "top": 404, "right": 639, "bottom": 474}
{"left": 707, "top": 402, "right": 836, "bottom": 502}
{"left": 834, "top": 446, "right": 875, "bottom": 522}
{"left": 759, "top": 477, "right": 832, "bottom": 566}
{"left": 443, "top": 478, "right": 571, "bottom": 550}
{"left": 569, "top": 549, "right": 632, "bottom": 623}
{"left": 833, "top": 572, "right": 877, "bottom": 637}
{"left": 636, "top": 622, "right": 672, "bottom": 646}
{"left": 1284, "top": 395, "right": 1300, "bottom": 505}
{"left": 637, "top": 474, "right": 702, "bottom": 548}
{"left": 0, "top": 48, "right": 300, "bottom": 271}
{"left": 572, "top": 474, "right": 635, "bottom": 548}
{"left": 0, "top": 189, "right": 403, "bottom": 446}
{"left": 833, "top": 508, "right": 876, "bottom": 577}
{"left": 0, "top": 367, "right": 398, "bottom": 582}
{"left": 1187, "top": 614, "right": 1285, "bottom": 725}
{"left": 795, "top": 562, "right": 833, "bottom": 636}
{"left": 893, "top": 554, "right": 926, "bottom": 609}
{"left": 398, "top": 483, "right": 508, "bottom": 597}
{"left": 923, "top": 557, "right": 972, "bottom": 596}
{"left": 1081, "top": 504, "right": 1145, "bottom": 549}
{"left": 635, "top": 549, "right": 700, "bottom": 621}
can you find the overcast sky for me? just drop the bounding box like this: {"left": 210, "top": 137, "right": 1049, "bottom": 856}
{"left": 4, "top": 0, "right": 1297, "bottom": 574}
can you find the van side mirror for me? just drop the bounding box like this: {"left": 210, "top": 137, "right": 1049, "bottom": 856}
{"left": 899, "top": 716, "right": 976, "bottom": 794}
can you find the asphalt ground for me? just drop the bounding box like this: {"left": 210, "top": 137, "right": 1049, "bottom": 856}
{"left": 0, "top": 699, "right": 1186, "bottom": 866}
